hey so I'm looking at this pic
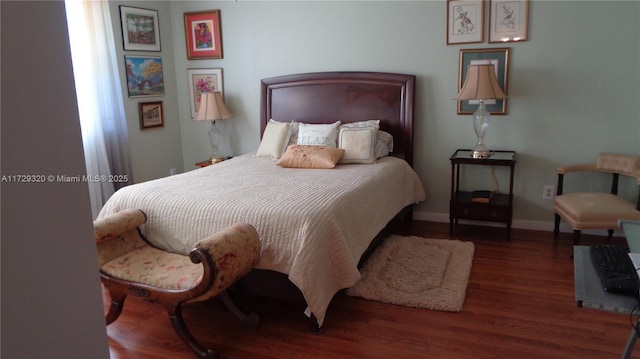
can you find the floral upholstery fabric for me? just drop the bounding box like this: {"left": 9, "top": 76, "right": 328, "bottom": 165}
{"left": 101, "top": 246, "right": 204, "bottom": 290}
{"left": 190, "top": 223, "right": 261, "bottom": 303}
{"left": 94, "top": 209, "right": 146, "bottom": 243}
{"left": 95, "top": 209, "right": 148, "bottom": 267}
{"left": 95, "top": 210, "right": 260, "bottom": 299}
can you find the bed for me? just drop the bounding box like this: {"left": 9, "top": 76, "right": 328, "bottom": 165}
{"left": 97, "top": 71, "right": 425, "bottom": 330}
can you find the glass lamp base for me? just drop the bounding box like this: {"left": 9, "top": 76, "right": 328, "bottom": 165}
{"left": 471, "top": 149, "right": 492, "bottom": 159}
{"left": 471, "top": 141, "right": 492, "bottom": 159}
{"left": 471, "top": 100, "right": 492, "bottom": 159}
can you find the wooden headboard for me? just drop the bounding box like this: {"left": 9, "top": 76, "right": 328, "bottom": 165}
{"left": 260, "top": 71, "right": 416, "bottom": 166}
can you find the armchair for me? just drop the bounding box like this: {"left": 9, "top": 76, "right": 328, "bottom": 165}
{"left": 94, "top": 209, "right": 260, "bottom": 359}
{"left": 553, "top": 153, "right": 640, "bottom": 246}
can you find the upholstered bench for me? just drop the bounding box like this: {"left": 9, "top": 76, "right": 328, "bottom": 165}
{"left": 94, "top": 209, "right": 260, "bottom": 359}
{"left": 554, "top": 153, "right": 640, "bottom": 246}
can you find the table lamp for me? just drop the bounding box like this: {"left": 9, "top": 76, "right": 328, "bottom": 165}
{"left": 456, "top": 64, "right": 507, "bottom": 159}
{"left": 194, "top": 92, "right": 234, "bottom": 164}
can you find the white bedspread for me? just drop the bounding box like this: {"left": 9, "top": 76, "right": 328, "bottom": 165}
{"left": 98, "top": 153, "right": 425, "bottom": 326}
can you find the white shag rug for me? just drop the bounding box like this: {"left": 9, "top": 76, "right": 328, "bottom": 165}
{"left": 346, "top": 235, "right": 475, "bottom": 312}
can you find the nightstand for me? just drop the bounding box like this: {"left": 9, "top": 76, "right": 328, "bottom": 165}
{"left": 449, "top": 149, "right": 517, "bottom": 240}
{"left": 195, "top": 160, "right": 215, "bottom": 168}
{"left": 195, "top": 157, "right": 231, "bottom": 168}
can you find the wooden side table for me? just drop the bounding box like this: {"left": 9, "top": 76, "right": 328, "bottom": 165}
{"left": 195, "top": 160, "right": 214, "bottom": 168}
{"left": 449, "top": 149, "right": 517, "bottom": 240}
{"left": 195, "top": 157, "right": 232, "bottom": 168}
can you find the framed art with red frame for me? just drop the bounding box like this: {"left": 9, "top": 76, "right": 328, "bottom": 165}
{"left": 184, "top": 10, "right": 223, "bottom": 60}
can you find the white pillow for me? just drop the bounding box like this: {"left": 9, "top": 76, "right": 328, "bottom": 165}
{"left": 377, "top": 130, "right": 394, "bottom": 152}
{"left": 297, "top": 121, "right": 341, "bottom": 147}
{"left": 341, "top": 120, "right": 380, "bottom": 129}
{"left": 375, "top": 139, "right": 390, "bottom": 159}
{"left": 339, "top": 127, "right": 378, "bottom": 164}
{"left": 255, "top": 120, "right": 290, "bottom": 159}
{"left": 288, "top": 121, "right": 300, "bottom": 146}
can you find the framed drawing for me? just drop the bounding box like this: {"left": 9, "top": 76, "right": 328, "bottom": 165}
{"left": 447, "top": 0, "right": 484, "bottom": 45}
{"left": 124, "top": 56, "right": 165, "bottom": 97}
{"left": 119, "top": 6, "right": 161, "bottom": 51}
{"left": 489, "top": 0, "right": 529, "bottom": 43}
{"left": 457, "top": 48, "right": 510, "bottom": 115}
{"left": 184, "top": 10, "right": 223, "bottom": 60}
{"left": 139, "top": 101, "right": 164, "bottom": 129}
{"left": 187, "top": 68, "right": 224, "bottom": 118}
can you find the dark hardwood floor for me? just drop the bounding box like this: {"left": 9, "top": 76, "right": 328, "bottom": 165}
{"left": 104, "top": 221, "right": 640, "bottom": 358}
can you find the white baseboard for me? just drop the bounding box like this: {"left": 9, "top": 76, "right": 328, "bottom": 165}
{"left": 413, "top": 210, "right": 623, "bottom": 237}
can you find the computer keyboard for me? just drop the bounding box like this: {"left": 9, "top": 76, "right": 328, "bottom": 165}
{"left": 590, "top": 245, "right": 640, "bottom": 295}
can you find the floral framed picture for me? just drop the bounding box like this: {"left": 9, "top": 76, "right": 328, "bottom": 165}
{"left": 447, "top": 0, "right": 484, "bottom": 45}
{"left": 124, "top": 56, "right": 164, "bottom": 97}
{"left": 119, "top": 6, "right": 161, "bottom": 51}
{"left": 184, "top": 10, "right": 223, "bottom": 60}
{"left": 489, "top": 0, "right": 529, "bottom": 43}
{"left": 139, "top": 101, "right": 164, "bottom": 129}
{"left": 457, "top": 48, "right": 510, "bottom": 115}
{"left": 187, "top": 68, "right": 224, "bottom": 118}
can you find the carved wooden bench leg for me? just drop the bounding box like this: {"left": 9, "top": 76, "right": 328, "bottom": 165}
{"left": 104, "top": 286, "right": 127, "bottom": 326}
{"left": 220, "top": 291, "right": 260, "bottom": 329}
{"left": 166, "top": 304, "right": 219, "bottom": 359}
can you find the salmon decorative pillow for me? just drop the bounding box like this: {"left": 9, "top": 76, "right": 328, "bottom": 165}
{"left": 276, "top": 145, "right": 345, "bottom": 169}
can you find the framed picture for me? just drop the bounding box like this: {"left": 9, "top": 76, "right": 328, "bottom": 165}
{"left": 184, "top": 10, "right": 223, "bottom": 60}
{"left": 139, "top": 101, "right": 164, "bottom": 129}
{"left": 457, "top": 48, "right": 510, "bottom": 115}
{"left": 187, "top": 68, "right": 224, "bottom": 118}
{"left": 119, "top": 6, "right": 161, "bottom": 51}
{"left": 124, "top": 56, "right": 165, "bottom": 97}
{"left": 447, "top": 0, "right": 484, "bottom": 45}
{"left": 489, "top": 0, "right": 529, "bottom": 43}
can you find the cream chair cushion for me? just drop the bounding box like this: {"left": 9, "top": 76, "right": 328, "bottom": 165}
{"left": 554, "top": 193, "right": 640, "bottom": 230}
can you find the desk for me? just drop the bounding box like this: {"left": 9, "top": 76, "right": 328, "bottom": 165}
{"left": 574, "top": 245, "right": 639, "bottom": 358}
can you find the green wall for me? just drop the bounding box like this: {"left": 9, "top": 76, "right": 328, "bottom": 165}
{"left": 111, "top": 1, "right": 640, "bottom": 231}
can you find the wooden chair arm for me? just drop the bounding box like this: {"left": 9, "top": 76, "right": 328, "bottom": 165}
{"left": 556, "top": 163, "right": 597, "bottom": 175}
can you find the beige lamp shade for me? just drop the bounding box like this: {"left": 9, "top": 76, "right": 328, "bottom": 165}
{"left": 194, "top": 92, "right": 234, "bottom": 121}
{"left": 457, "top": 64, "right": 507, "bottom": 100}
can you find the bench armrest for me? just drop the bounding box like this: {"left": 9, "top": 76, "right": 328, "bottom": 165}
{"left": 94, "top": 209, "right": 148, "bottom": 266}
{"left": 94, "top": 209, "right": 147, "bottom": 242}
{"left": 188, "top": 223, "right": 260, "bottom": 302}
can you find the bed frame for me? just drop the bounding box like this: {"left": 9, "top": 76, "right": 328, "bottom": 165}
{"left": 260, "top": 71, "right": 415, "bottom": 166}
{"left": 239, "top": 71, "right": 417, "bottom": 331}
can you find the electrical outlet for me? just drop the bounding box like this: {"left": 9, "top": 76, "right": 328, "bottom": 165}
{"left": 543, "top": 185, "right": 555, "bottom": 200}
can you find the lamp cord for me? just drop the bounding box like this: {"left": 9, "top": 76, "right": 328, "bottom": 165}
{"left": 491, "top": 166, "right": 502, "bottom": 194}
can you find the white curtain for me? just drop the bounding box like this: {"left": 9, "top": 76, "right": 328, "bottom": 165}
{"left": 65, "top": 0, "right": 132, "bottom": 218}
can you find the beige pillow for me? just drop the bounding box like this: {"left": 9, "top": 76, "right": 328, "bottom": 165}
{"left": 276, "top": 145, "right": 345, "bottom": 169}
{"left": 256, "top": 120, "right": 290, "bottom": 159}
{"left": 339, "top": 127, "right": 378, "bottom": 164}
